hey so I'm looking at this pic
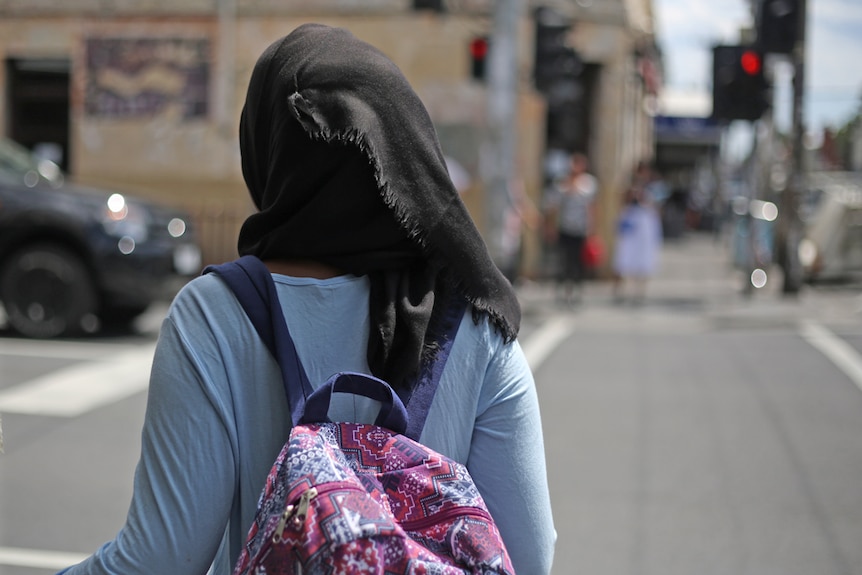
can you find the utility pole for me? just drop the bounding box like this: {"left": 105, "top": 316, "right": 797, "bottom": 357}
{"left": 483, "top": 0, "right": 520, "bottom": 267}
{"left": 779, "top": 0, "right": 806, "bottom": 293}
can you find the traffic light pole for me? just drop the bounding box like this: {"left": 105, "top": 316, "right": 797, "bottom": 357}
{"left": 483, "top": 0, "right": 519, "bottom": 268}
{"left": 779, "top": 0, "right": 807, "bottom": 294}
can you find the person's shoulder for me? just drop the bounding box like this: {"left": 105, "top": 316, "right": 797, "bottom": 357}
{"left": 453, "top": 303, "right": 515, "bottom": 358}
{"left": 166, "top": 271, "right": 240, "bottom": 327}
{"left": 172, "top": 271, "right": 232, "bottom": 306}
{"left": 162, "top": 271, "right": 265, "bottom": 360}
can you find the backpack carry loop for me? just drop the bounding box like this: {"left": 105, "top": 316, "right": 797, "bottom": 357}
{"left": 204, "top": 256, "right": 464, "bottom": 440}
{"left": 301, "top": 371, "right": 408, "bottom": 434}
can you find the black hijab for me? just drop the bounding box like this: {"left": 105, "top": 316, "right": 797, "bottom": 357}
{"left": 237, "top": 23, "right": 520, "bottom": 390}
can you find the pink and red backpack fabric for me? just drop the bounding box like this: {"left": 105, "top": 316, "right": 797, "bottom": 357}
{"left": 233, "top": 417, "right": 513, "bottom": 574}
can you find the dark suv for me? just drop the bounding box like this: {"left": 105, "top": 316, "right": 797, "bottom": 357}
{"left": 0, "top": 138, "right": 202, "bottom": 338}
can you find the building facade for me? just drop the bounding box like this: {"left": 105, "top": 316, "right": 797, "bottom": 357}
{"left": 554, "top": 0, "right": 660, "bottom": 257}
{"left": 0, "top": 0, "right": 659, "bottom": 274}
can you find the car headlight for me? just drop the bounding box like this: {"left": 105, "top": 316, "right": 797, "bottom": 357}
{"left": 167, "top": 217, "right": 187, "bottom": 238}
{"left": 101, "top": 193, "right": 149, "bottom": 242}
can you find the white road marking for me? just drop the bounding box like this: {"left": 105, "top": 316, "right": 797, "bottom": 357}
{"left": 0, "top": 344, "right": 154, "bottom": 417}
{"left": 521, "top": 315, "right": 577, "bottom": 370}
{"left": 0, "top": 546, "right": 88, "bottom": 570}
{"left": 0, "top": 337, "right": 136, "bottom": 361}
{"left": 0, "top": 340, "right": 156, "bottom": 568}
{"left": 799, "top": 320, "right": 862, "bottom": 393}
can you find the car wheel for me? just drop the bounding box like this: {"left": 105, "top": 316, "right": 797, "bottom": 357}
{"left": 0, "top": 244, "right": 99, "bottom": 338}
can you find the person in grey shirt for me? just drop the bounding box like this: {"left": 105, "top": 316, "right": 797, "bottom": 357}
{"left": 544, "top": 152, "right": 598, "bottom": 305}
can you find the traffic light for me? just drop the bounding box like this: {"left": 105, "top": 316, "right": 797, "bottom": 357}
{"left": 469, "top": 36, "right": 489, "bottom": 81}
{"left": 533, "top": 6, "right": 581, "bottom": 95}
{"left": 757, "top": 0, "right": 798, "bottom": 54}
{"left": 712, "top": 45, "right": 770, "bottom": 122}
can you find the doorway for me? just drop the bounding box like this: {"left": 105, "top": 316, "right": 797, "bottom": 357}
{"left": 6, "top": 58, "right": 71, "bottom": 172}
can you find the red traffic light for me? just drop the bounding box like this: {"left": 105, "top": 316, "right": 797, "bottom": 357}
{"left": 469, "top": 37, "right": 489, "bottom": 81}
{"left": 712, "top": 44, "right": 769, "bottom": 121}
{"left": 740, "top": 50, "right": 762, "bottom": 75}
{"left": 470, "top": 37, "right": 489, "bottom": 59}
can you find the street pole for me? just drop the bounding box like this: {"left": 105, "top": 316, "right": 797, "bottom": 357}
{"left": 484, "top": 0, "right": 520, "bottom": 267}
{"left": 780, "top": 0, "right": 806, "bottom": 293}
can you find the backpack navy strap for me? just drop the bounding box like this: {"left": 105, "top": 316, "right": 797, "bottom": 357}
{"left": 204, "top": 256, "right": 313, "bottom": 423}
{"left": 400, "top": 297, "right": 467, "bottom": 440}
{"left": 204, "top": 256, "right": 465, "bottom": 440}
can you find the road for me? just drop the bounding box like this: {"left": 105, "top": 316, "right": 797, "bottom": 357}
{"left": 1, "top": 233, "right": 862, "bottom": 574}
{"left": 0, "top": 315, "right": 161, "bottom": 575}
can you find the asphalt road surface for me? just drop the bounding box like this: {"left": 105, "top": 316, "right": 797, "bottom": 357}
{"left": 2, "top": 234, "right": 862, "bottom": 575}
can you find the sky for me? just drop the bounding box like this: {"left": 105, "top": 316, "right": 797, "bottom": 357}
{"left": 654, "top": 0, "right": 862, "bottom": 140}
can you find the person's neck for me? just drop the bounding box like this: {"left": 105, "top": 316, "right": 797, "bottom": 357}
{"left": 263, "top": 259, "right": 344, "bottom": 279}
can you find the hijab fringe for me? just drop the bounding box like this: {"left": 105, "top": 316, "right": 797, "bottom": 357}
{"left": 304, "top": 126, "right": 517, "bottom": 344}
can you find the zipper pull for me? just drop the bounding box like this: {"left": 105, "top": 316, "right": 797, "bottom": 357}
{"left": 291, "top": 487, "right": 318, "bottom": 529}
{"left": 272, "top": 487, "right": 318, "bottom": 544}
{"left": 273, "top": 504, "right": 295, "bottom": 543}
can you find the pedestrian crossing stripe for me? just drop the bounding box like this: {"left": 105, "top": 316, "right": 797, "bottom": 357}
{"left": 0, "top": 344, "right": 154, "bottom": 417}
{"left": 0, "top": 546, "right": 88, "bottom": 570}
{"left": 0, "top": 315, "right": 575, "bottom": 419}
{"left": 799, "top": 320, "right": 862, "bottom": 394}
{"left": 522, "top": 315, "right": 577, "bottom": 370}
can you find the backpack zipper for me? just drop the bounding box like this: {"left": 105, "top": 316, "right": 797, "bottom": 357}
{"left": 271, "top": 482, "right": 359, "bottom": 544}
{"left": 272, "top": 486, "right": 318, "bottom": 543}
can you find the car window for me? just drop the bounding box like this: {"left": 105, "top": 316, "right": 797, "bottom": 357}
{"left": 0, "top": 138, "right": 64, "bottom": 186}
{"left": 0, "top": 139, "right": 39, "bottom": 175}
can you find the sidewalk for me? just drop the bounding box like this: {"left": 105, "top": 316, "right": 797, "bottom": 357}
{"left": 515, "top": 231, "right": 861, "bottom": 331}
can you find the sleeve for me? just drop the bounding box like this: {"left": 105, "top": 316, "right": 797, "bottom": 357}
{"left": 58, "top": 315, "right": 236, "bottom": 575}
{"left": 466, "top": 339, "right": 557, "bottom": 575}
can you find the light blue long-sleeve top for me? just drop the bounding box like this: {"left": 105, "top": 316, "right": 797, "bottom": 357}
{"left": 59, "top": 271, "right": 556, "bottom": 575}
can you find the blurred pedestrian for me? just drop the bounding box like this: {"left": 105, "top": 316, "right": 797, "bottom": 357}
{"left": 56, "top": 23, "right": 555, "bottom": 575}
{"left": 543, "top": 152, "right": 598, "bottom": 306}
{"left": 499, "top": 177, "right": 541, "bottom": 285}
{"left": 612, "top": 161, "right": 663, "bottom": 304}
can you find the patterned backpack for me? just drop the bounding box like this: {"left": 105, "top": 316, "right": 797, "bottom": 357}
{"left": 206, "top": 257, "right": 515, "bottom": 575}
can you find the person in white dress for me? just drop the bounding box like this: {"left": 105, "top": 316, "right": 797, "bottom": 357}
{"left": 612, "top": 162, "right": 663, "bottom": 304}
